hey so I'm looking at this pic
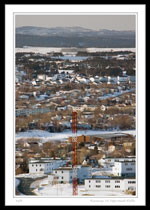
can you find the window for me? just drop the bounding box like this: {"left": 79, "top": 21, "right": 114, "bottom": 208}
{"left": 55, "top": 171, "right": 57, "bottom": 174}
{"left": 115, "top": 180, "right": 120, "bottom": 183}
{"left": 62, "top": 171, "right": 64, "bottom": 173}
{"left": 36, "top": 164, "right": 37, "bottom": 167}
{"left": 36, "top": 169, "right": 37, "bottom": 172}
{"left": 96, "top": 180, "right": 101, "bottom": 183}
{"left": 128, "top": 181, "right": 136, "bottom": 184}
{"left": 89, "top": 185, "right": 91, "bottom": 188}
{"left": 131, "top": 163, "right": 135, "bottom": 165}
{"left": 96, "top": 185, "right": 101, "bottom": 188}
{"left": 126, "top": 168, "right": 133, "bottom": 171}
{"left": 115, "top": 185, "right": 120, "bottom": 188}
{"left": 89, "top": 180, "right": 91, "bottom": 183}
{"left": 40, "top": 165, "right": 41, "bottom": 167}
{"left": 32, "top": 164, "right": 34, "bottom": 167}
{"left": 105, "top": 185, "right": 110, "bottom": 188}
{"left": 62, "top": 177, "right": 63, "bottom": 179}
{"left": 105, "top": 180, "right": 110, "bottom": 183}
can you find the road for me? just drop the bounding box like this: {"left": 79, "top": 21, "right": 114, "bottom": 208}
{"left": 16, "top": 176, "right": 47, "bottom": 196}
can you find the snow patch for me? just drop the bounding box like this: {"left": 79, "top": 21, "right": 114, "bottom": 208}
{"left": 16, "top": 129, "right": 136, "bottom": 142}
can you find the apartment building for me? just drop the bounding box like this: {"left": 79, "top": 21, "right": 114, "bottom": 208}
{"left": 29, "top": 158, "right": 67, "bottom": 174}
{"left": 51, "top": 165, "right": 92, "bottom": 184}
{"left": 85, "top": 178, "right": 136, "bottom": 192}
{"left": 112, "top": 161, "right": 135, "bottom": 177}
{"left": 103, "top": 157, "right": 136, "bottom": 167}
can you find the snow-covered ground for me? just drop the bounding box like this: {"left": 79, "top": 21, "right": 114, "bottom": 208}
{"left": 87, "top": 48, "right": 135, "bottom": 53}
{"left": 16, "top": 129, "right": 136, "bottom": 142}
{"left": 33, "top": 181, "right": 131, "bottom": 197}
{"left": 15, "top": 173, "right": 134, "bottom": 197}
{"left": 16, "top": 173, "right": 47, "bottom": 179}
{"left": 15, "top": 47, "right": 63, "bottom": 54}
{"left": 15, "top": 47, "right": 135, "bottom": 54}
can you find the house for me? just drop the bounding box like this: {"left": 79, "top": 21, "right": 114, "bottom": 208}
{"left": 28, "top": 142, "right": 39, "bottom": 150}
{"left": 85, "top": 178, "right": 136, "bottom": 192}
{"left": 82, "top": 112, "right": 94, "bottom": 119}
{"left": 101, "top": 105, "right": 106, "bottom": 111}
{"left": 108, "top": 145, "right": 116, "bottom": 153}
{"left": 88, "top": 144, "right": 96, "bottom": 150}
{"left": 37, "top": 74, "right": 46, "bottom": 81}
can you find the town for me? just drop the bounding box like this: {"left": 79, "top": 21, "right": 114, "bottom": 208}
{"left": 15, "top": 47, "right": 136, "bottom": 196}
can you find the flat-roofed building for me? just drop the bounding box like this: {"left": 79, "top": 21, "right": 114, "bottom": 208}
{"left": 112, "top": 161, "right": 135, "bottom": 177}
{"left": 52, "top": 165, "right": 92, "bottom": 184}
{"left": 85, "top": 178, "right": 136, "bottom": 192}
{"left": 29, "top": 158, "right": 67, "bottom": 174}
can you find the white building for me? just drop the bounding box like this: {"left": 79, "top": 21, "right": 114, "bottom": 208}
{"left": 108, "top": 145, "right": 115, "bottom": 153}
{"left": 101, "top": 105, "right": 106, "bottom": 111}
{"left": 102, "top": 157, "right": 135, "bottom": 166}
{"left": 52, "top": 165, "right": 92, "bottom": 184}
{"left": 112, "top": 161, "right": 135, "bottom": 177}
{"left": 58, "top": 69, "right": 74, "bottom": 74}
{"left": 53, "top": 167, "right": 73, "bottom": 184}
{"left": 56, "top": 106, "right": 67, "bottom": 111}
{"left": 29, "top": 158, "right": 68, "bottom": 174}
{"left": 85, "top": 178, "right": 136, "bottom": 192}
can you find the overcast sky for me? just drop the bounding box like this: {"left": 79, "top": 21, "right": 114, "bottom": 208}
{"left": 15, "top": 15, "right": 135, "bottom": 31}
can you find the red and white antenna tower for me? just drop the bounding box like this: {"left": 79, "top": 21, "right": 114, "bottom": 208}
{"left": 72, "top": 111, "right": 78, "bottom": 196}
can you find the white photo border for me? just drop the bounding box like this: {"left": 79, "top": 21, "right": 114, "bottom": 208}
{"left": 5, "top": 4, "right": 146, "bottom": 206}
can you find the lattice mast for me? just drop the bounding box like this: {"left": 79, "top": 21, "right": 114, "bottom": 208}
{"left": 72, "top": 111, "right": 78, "bottom": 196}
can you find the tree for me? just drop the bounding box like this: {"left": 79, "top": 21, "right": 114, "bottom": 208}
{"left": 110, "top": 115, "right": 133, "bottom": 130}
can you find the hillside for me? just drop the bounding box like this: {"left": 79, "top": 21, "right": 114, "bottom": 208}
{"left": 15, "top": 26, "right": 135, "bottom": 48}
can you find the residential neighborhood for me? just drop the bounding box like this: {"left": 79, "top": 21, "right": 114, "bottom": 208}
{"left": 15, "top": 47, "right": 136, "bottom": 197}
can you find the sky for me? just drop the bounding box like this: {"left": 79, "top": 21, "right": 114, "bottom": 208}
{"left": 15, "top": 15, "right": 135, "bottom": 31}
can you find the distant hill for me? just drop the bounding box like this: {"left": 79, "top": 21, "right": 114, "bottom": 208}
{"left": 15, "top": 26, "right": 135, "bottom": 48}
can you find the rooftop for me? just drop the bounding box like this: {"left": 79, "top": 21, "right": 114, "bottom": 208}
{"left": 29, "top": 158, "right": 66, "bottom": 164}
{"left": 86, "top": 176, "right": 136, "bottom": 180}
{"left": 53, "top": 167, "right": 73, "bottom": 171}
